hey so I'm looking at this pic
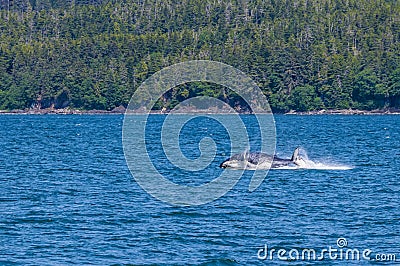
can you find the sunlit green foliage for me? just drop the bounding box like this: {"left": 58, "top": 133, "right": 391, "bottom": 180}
{"left": 0, "top": 0, "right": 399, "bottom": 112}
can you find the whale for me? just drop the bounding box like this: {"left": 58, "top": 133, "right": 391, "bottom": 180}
{"left": 220, "top": 147, "right": 306, "bottom": 169}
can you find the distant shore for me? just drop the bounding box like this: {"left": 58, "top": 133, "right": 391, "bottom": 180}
{"left": 0, "top": 106, "right": 127, "bottom": 115}
{"left": 1, "top": 107, "right": 400, "bottom": 115}
{"left": 285, "top": 108, "right": 400, "bottom": 115}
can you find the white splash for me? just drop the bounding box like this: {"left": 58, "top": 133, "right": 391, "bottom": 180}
{"left": 297, "top": 159, "right": 353, "bottom": 170}
{"left": 274, "top": 148, "right": 353, "bottom": 170}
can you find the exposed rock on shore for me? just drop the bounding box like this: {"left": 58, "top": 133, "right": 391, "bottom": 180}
{"left": 286, "top": 108, "right": 400, "bottom": 115}
{"left": 0, "top": 106, "right": 126, "bottom": 115}
{"left": 1, "top": 107, "right": 400, "bottom": 115}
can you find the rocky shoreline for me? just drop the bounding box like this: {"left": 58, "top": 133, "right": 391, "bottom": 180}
{"left": 0, "top": 105, "right": 127, "bottom": 115}
{"left": 1, "top": 107, "right": 400, "bottom": 115}
{"left": 285, "top": 108, "right": 400, "bottom": 115}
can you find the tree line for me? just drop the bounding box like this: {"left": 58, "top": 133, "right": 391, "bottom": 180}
{"left": 0, "top": 0, "right": 399, "bottom": 112}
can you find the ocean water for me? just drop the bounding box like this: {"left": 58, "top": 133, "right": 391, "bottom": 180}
{"left": 0, "top": 114, "right": 399, "bottom": 265}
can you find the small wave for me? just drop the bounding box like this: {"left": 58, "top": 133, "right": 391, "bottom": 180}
{"left": 198, "top": 258, "right": 239, "bottom": 266}
{"left": 273, "top": 165, "right": 298, "bottom": 170}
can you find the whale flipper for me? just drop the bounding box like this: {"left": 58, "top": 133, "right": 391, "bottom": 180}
{"left": 290, "top": 147, "right": 300, "bottom": 162}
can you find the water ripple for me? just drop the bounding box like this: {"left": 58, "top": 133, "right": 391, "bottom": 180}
{"left": 0, "top": 115, "right": 399, "bottom": 265}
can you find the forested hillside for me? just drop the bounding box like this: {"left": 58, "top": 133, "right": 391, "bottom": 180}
{"left": 0, "top": 0, "right": 400, "bottom": 112}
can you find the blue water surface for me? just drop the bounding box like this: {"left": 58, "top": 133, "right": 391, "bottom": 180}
{"left": 0, "top": 114, "right": 399, "bottom": 265}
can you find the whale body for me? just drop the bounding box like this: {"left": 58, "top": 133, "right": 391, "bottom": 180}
{"left": 220, "top": 147, "right": 306, "bottom": 169}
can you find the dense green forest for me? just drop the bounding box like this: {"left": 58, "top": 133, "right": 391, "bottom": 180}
{"left": 0, "top": 0, "right": 400, "bottom": 112}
